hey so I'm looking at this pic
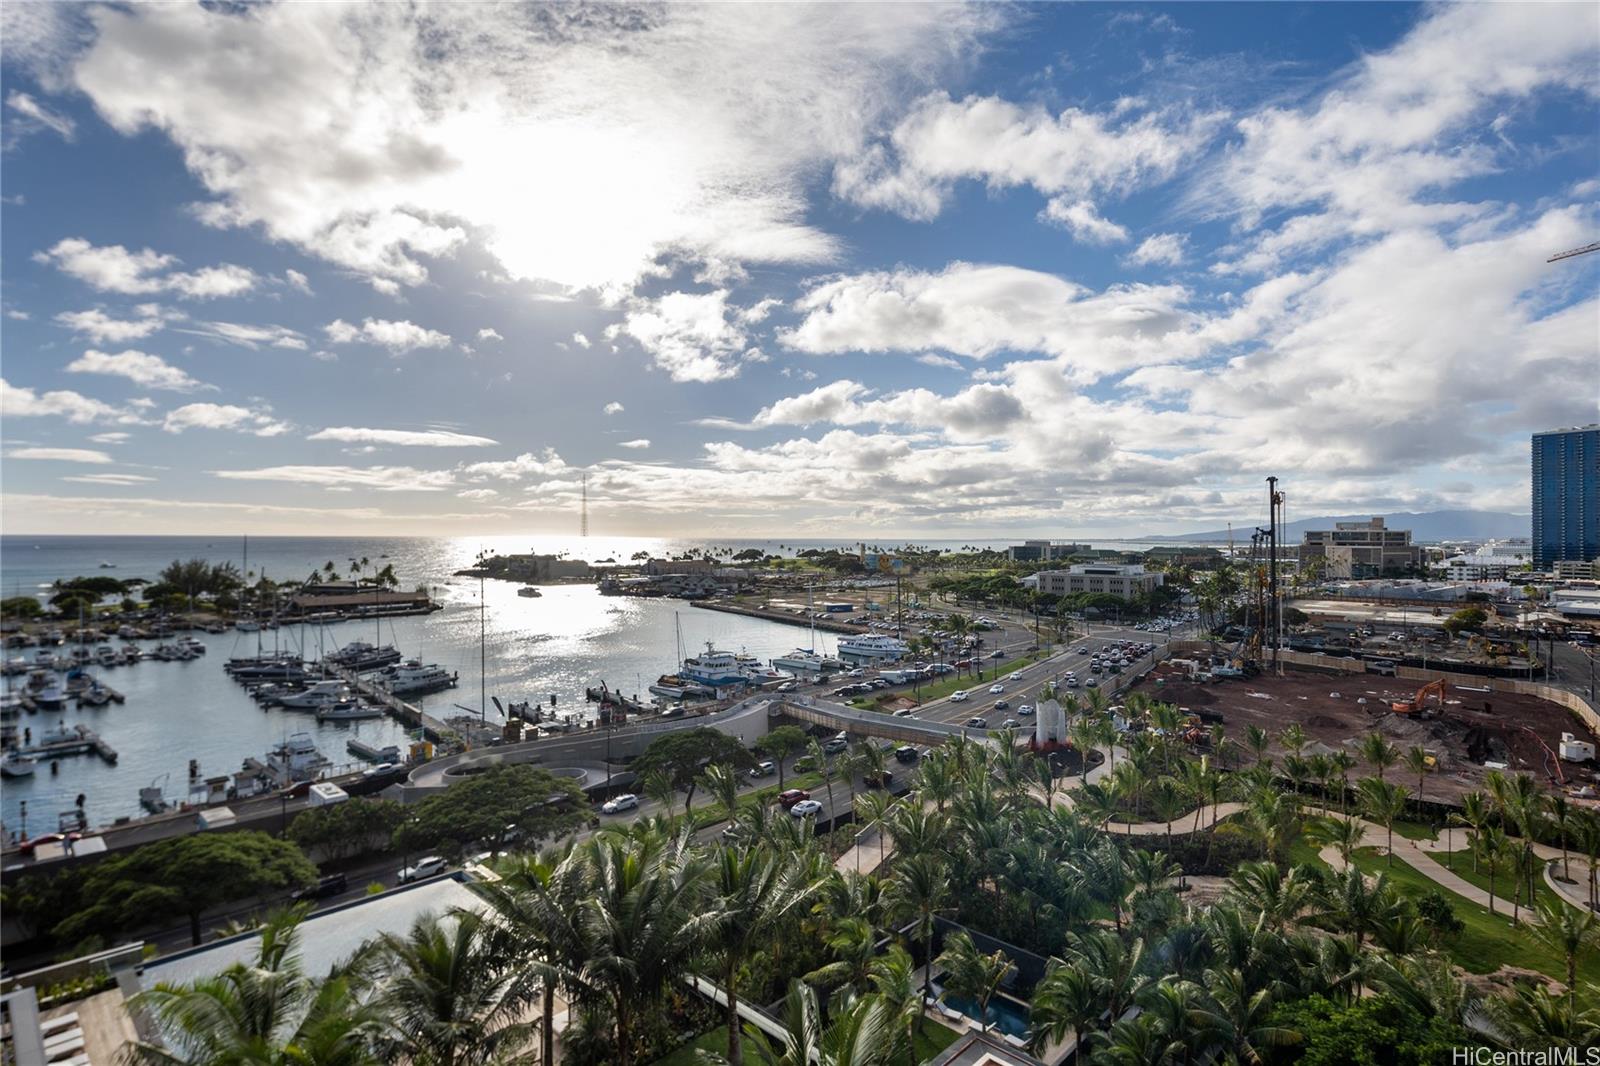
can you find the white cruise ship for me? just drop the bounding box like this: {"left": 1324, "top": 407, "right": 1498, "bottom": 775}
{"left": 836, "top": 634, "right": 911, "bottom": 661}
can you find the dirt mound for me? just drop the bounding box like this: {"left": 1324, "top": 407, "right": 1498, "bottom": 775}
{"left": 1306, "top": 715, "right": 1346, "bottom": 730}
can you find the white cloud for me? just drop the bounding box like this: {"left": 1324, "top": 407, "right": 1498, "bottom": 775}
{"left": 613, "top": 290, "right": 768, "bottom": 382}
{"left": 308, "top": 426, "right": 499, "bottom": 448}
{"left": 781, "top": 262, "right": 1195, "bottom": 380}
{"left": 0, "top": 378, "right": 132, "bottom": 424}
{"left": 457, "top": 449, "right": 567, "bottom": 482}
{"left": 66, "top": 348, "right": 208, "bottom": 392}
{"left": 572, "top": 331, "right": 591, "bottom": 348}
{"left": 1039, "top": 198, "right": 1129, "bottom": 245}
{"left": 67, "top": 3, "right": 999, "bottom": 295}
{"left": 283, "top": 268, "right": 312, "bottom": 293}
{"left": 456, "top": 487, "right": 499, "bottom": 500}
{"left": 33, "top": 238, "right": 257, "bottom": 297}
{"left": 835, "top": 91, "right": 1213, "bottom": 225}
{"left": 476, "top": 327, "right": 503, "bottom": 342}
{"left": 6, "top": 90, "right": 76, "bottom": 141}
{"left": 180, "top": 321, "right": 308, "bottom": 350}
{"left": 88, "top": 431, "right": 130, "bottom": 444}
{"left": 6, "top": 447, "right": 113, "bottom": 464}
{"left": 63, "top": 473, "right": 156, "bottom": 485}
{"left": 211, "top": 464, "right": 455, "bottom": 492}
{"left": 162, "top": 402, "right": 291, "bottom": 436}
{"left": 54, "top": 306, "right": 169, "bottom": 343}
{"left": 915, "top": 354, "right": 963, "bottom": 370}
{"left": 617, "top": 438, "right": 650, "bottom": 449}
{"left": 603, "top": 402, "right": 625, "bottom": 415}
{"left": 324, "top": 317, "right": 450, "bottom": 354}
{"left": 1126, "top": 233, "right": 1189, "bottom": 267}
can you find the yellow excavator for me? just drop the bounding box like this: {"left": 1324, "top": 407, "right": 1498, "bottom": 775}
{"left": 1391, "top": 679, "right": 1447, "bottom": 715}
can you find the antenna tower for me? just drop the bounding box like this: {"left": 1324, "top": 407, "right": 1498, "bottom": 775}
{"left": 580, "top": 473, "right": 589, "bottom": 537}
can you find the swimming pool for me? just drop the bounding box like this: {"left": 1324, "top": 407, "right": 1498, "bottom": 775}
{"left": 931, "top": 983, "right": 1032, "bottom": 1039}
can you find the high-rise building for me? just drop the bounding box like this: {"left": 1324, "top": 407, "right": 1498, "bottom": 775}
{"left": 1532, "top": 425, "right": 1600, "bottom": 569}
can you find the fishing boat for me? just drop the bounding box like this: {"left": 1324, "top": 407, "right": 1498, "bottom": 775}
{"left": 79, "top": 683, "right": 114, "bottom": 707}
{"left": 95, "top": 644, "right": 118, "bottom": 667}
{"left": 266, "top": 732, "right": 331, "bottom": 783}
{"left": 1, "top": 751, "right": 37, "bottom": 777}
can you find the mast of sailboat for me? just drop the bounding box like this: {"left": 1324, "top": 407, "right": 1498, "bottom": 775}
{"left": 807, "top": 582, "right": 816, "bottom": 654}
{"left": 477, "top": 548, "right": 487, "bottom": 724}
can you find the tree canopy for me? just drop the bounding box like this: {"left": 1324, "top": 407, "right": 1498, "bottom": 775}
{"left": 631, "top": 727, "right": 754, "bottom": 813}
{"left": 392, "top": 764, "right": 589, "bottom": 859}
{"left": 289, "top": 798, "right": 408, "bottom": 863}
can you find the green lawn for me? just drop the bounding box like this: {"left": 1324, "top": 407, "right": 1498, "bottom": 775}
{"left": 654, "top": 1019, "right": 961, "bottom": 1065}
{"left": 1426, "top": 849, "right": 1583, "bottom": 919}
{"left": 1345, "top": 847, "right": 1599, "bottom": 984}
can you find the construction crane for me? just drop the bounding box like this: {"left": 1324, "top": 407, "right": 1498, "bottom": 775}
{"left": 1547, "top": 241, "right": 1600, "bottom": 263}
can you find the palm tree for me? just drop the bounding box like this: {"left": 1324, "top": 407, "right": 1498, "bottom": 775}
{"left": 707, "top": 845, "right": 819, "bottom": 1065}
{"left": 1032, "top": 752, "right": 1061, "bottom": 810}
{"left": 1480, "top": 982, "right": 1600, "bottom": 1051}
{"left": 866, "top": 945, "right": 925, "bottom": 1066}
{"left": 479, "top": 848, "right": 591, "bottom": 1066}
{"left": 1245, "top": 725, "right": 1271, "bottom": 767}
{"left": 889, "top": 852, "right": 949, "bottom": 1005}
{"left": 1329, "top": 750, "right": 1358, "bottom": 815}
{"left": 1357, "top": 777, "right": 1409, "bottom": 867}
{"left": 935, "top": 932, "right": 1014, "bottom": 1034}
{"left": 1029, "top": 961, "right": 1100, "bottom": 1057}
{"left": 1069, "top": 720, "right": 1100, "bottom": 786}
{"left": 1525, "top": 899, "right": 1600, "bottom": 1005}
{"left": 854, "top": 790, "right": 896, "bottom": 866}
{"left": 702, "top": 763, "right": 743, "bottom": 826}
{"left": 915, "top": 751, "right": 957, "bottom": 813}
{"left": 1451, "top": 791, "right": 1491, "bottom": 873}
{"left": 1187, "top": 967, "right": 1301, "bottom": 1064}
{"left": 1225, "top": 860, "right": 1312, "bottom": 932}
{"left": 1403, "top": 745, "right": 1431, "bottom": 803}
{"left": 372, "top": 911, "right": 534, "bottom": 1066}
{"left": 1549, "top": 794, "right": 1575, "bottom": 881}
{"left": 808, "top": 738, "right": 839, "bottom": 817}
{"left": 1479, "top": 824, "right": 1510, "bottom": 915}
{"left": 1306, "top": 815, "right": 1367, "bottom": 870}
{"left": 641, "top": 767, "right": 677, "bottom": 814}
{"left": 1360, "top": 733, "right": 1399, "bottom": 783}
{"left": 738, "top": 979, "right": 896, "bottom": 1066}
{"left": 579, "top": 830, "right": 715, "bottom": 1066}
{"left": 123, "top": 907, "right": 380, "bottom": 1066}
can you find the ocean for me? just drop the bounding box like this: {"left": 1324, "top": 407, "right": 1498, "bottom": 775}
{"left": 0, "top": 534, "right": 1166, "bottom": 830}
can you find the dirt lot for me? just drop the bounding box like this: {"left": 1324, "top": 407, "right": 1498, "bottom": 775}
{"left": 1127, "top": 664, "right": 1600, "bottom": 805}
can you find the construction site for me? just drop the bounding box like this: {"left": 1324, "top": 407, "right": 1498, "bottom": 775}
{"left": 1128, "top": 663, "right": 1600, "bottom": 806}
{"left": 1131, "top": 474, "right": 1600, "bottom": 807}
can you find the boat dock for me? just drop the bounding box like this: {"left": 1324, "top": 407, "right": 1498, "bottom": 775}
{"left": 75, "top": 683, "right": 126, "bottom": 706}
{"left": 327, "top": 665, "right": 451, "bottom": 742}
{"left": 585, "top": 686, "right": 652, "bottom": 717}
{"left": 690, "top": 598, "right": 865, "bottom": 634}
{"left": 20, "top": 724, "right": 119, "bottom": 765}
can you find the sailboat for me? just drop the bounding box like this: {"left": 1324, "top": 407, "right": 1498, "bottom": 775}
{"left": 771, "top": 583, "right": 843, "bottom": 676}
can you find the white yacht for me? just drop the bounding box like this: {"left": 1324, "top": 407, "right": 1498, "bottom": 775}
{"left": 648, "top": 674, "right": 716, "bottom": 700}
{"left": 267, "top": 732, "right": 330, "bottom": 782}
{"left": 735, "top": 653, "right": 789, "bottom": 685}
{"left": 1, "top": 751, "right": 37, "bottom": 777}
{"left": 315, "top": 700, "right": 383, "bottom": 722}
{"left": 679, "top": 644, "right": 755, "bottom": 691}
{"left": 836, "top": 634, "right": 911, "bottom": 661}
{"left": 277, "top": 680, "right": 350, "bottom": 710}
{"left": 771, "top": 649, "right": 844, "bottom": 675}
{"left": 383, "top": 661, "right": 458, "bottom": 697}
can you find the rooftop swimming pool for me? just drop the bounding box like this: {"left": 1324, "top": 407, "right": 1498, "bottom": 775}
{"left": 931, "top": 981, "right": 1032, "bottom": 1039}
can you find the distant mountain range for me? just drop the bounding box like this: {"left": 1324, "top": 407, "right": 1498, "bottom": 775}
{"left": 1145, "top": 510, "right": 1529, "bottom": 544}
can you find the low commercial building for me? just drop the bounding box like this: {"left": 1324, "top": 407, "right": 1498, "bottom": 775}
{"left": 643, "top": 558, "right": 715, "bottom": 576}
{"left": 1299, "top": 517, "right": 1423, "bottom": 578}
{"left": 1005, "top": 540, "right": 1090, "bottom": 562}
{"left": 1033, "top": 564, "right": 1163, "bottom": 601}
{"left": 1554, "top": 559, "right": 1598, "bottom": 580}
{"left": 1440, "top": 554, "right": 1528, "bottom": 582}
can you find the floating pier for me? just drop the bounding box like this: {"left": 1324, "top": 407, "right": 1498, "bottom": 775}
{"left": 328, "top": 664, "right": 451, "bottom": 742}
{"left": 20, "top": 724, "right": 118, "bottom": 764}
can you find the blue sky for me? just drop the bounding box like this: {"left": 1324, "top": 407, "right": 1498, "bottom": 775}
{"left": 1, "top": 2, "right": 1596, "bottom": 538}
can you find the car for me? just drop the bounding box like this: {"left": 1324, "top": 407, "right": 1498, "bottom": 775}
{"left": 869, "top": 678, "right": 891, "bottom": 689}
{"left": 1017, "top": 704, "right": 1035, "bottom": 717}
{"left": 847, "top": 668, "right": 866, "bottom": 677}
{"left": 823, "top": 736, "right": 849, "bottom": 753}
{"left": 292, "top": 873, "right": 349, "bottom": 902}
{"left": 1085, "top": 678, "right": 1100, "bottom": 688}
{"left": 397, "top": 856, "right": 448, "bottom": 884}
{"left": 790, "top": 799, "right": 824, "bottom": 818}
{"left": 1001, "top": 718, "right": 1020, "bottom": 729}
{"left": 777, "top": 788, "right": 811, "bottom": 809}
{"left": 965, "top": 716, "right": 989, "bottom": 728}
{"left": 989, "top": 684, "right": 1005, "bottom": 694}
{"left": 601, "top": 793, "right": 640, "bottom": 814}
{"left": 750, "top": 760, "right": 777, "bottom": 778}
{"left": 1078, "top": 647, "right": 1090, "bottom": 654}
{"left": 776, "top": 681, "right": 798, "bottom": 692}
{"left": 1008, "top": 671, "right": 1023, "bottom": 681}
{"left": 895, "top": 745, "right": 920, "bottom": 763}
{"left": 1065, "top": 677, "right": 1079, "bottom": 687}
{"left": 893, "top": 708, "right": 916, "bottom": 717}
{"left": 949, "top": 690, "right": 970, "bottom": 702}
{"left": 994, "top": 699, "right": 1009, "bottom": 710}
{"left": 16, "top": 832, "right": 81, "bottom": 857}
{"left": 362, "top": 761, "right": 403, "bottom": 777}
{"left": 991, "top": 650, "right": 1006, "bottom": 659}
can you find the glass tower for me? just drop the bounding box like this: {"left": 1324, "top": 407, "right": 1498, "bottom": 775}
{"left": 1532, "top": 424, "right": 1600, "bottom": 569}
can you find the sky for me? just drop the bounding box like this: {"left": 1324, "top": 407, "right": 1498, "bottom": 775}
{"left": 1, "top": 2, "right": 1596, "bottom": 540}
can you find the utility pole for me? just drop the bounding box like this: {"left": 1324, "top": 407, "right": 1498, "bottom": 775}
{"left": 1267, "top": 477, "right": 1280, "bottom": 675}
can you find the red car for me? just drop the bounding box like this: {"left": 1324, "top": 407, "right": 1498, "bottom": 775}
{"left": 777, "top": 788, "right": 811, "bottom": 810}
{"left": 17, "top": 832, "right": 81, "bottom": 857}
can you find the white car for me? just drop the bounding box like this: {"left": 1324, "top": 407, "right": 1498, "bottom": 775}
{"left": 949, "top": 690, "right": 970, "bottom": 702}
{"left": 989, "top": 684, "right": 1005, "bottom": 694}
{"left": 601, "top": 793, "right": 640, "bottom": 814}
{"left": 1007, "top": 671, "right": 1023, "bottom": 681}
{"left": 397, "top": 856, "right": 447, "bottom": 884}
{"left": 363, "top": 761, "right": 402, "bottom": 777}
{"left": 1065, "top": 677, "right": 1079, "bottom": 687}
{"left": 1017, "top": 705, "right": 1035, "bottom": 717}
{"left": 790, "top": 799, "right": 824, "bottom": 818}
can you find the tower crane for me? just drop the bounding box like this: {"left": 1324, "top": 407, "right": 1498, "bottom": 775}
{"left": 1547, "top": 242, "right": 1600, "bottom": 263}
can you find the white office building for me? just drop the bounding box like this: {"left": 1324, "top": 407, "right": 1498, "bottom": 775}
{"left": 1033, "top": 564, "right": 1163, "bottom": 601}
